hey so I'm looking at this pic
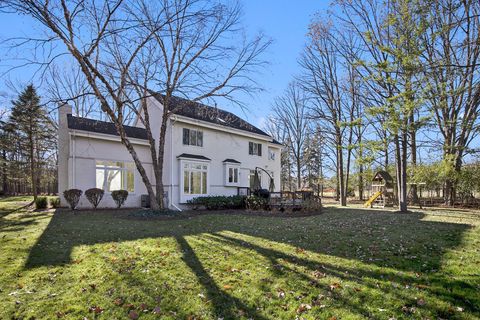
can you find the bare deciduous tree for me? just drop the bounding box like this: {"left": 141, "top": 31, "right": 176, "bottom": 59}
{"left": 1, "top": 0, "right": 270, "bottom": 209}
{"left": 272, "top": 82, "right": 309, "bottom": 190}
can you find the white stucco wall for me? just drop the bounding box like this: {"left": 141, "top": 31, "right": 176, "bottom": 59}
{"left": 169, "top": 119, "right": 282, "bottom": 207}
{"left": 67, "top": 134, "right": 154, "bottom": 208}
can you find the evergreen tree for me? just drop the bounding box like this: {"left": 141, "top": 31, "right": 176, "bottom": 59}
{"left": 9, "top": 85, "right": 55, "bottom": 200}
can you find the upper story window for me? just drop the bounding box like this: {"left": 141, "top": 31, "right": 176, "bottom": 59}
{"left": 268, "top": 148, "right": 276, "bottom": 161}
{"left": 248, "top": 142, "right": 262, "bottom": 156}
{"left": 96, "top": 161, "right": 134, "bottom": 192}
{"left": 183, "top": 128, "right": 203, "bottom": 147}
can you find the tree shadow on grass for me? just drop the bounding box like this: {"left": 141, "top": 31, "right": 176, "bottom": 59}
{"left": 208, "top": 232, "right": 479, "bottom": 317}
{"left": 24, "top": 208, "right": 472, "bottom": 272}
{"left": 22, "top": 207, "right": 477, "bottom": 318}
{"left": 175, "top": 236, "right": 268, "bottom": 320}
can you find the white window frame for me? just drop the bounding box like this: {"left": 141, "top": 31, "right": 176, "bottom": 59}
{"left": 179, "top": 159, "right": 210, "bottom": 203}
{"left": 95, "top": 160, "right": 135, "bottom": 193}
{"left": 268, "top": 148, "right": 276, "bottom": 161}
{"left": 224, "top": 163, "right": 240, "bottom": 187}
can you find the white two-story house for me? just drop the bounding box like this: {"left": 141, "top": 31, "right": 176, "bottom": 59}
{"left": 57, "top": 94, "right": 282, "bottom": 209}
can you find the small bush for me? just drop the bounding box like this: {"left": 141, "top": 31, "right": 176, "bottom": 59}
{"left": 50, "top": 197, "right": 61, "bottom": 208}
{"left": 245, "top": 196, "right": 268, "bottom": 210}
{"left": 85, "top": 188, "right": 105, "bottom": 209}
{"left": 187, "top": 195, "right": 246, "bottom": 210}
{"left": 63, "top": 189, "right": 82, "bottom": 210}
{"left": 111, "top": 190, "right": 129, "bottom": 208}
{"left": 35, "top": 196, "right": 48, "bottom": 210}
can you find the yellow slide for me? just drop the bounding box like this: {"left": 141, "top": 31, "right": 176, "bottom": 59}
{"left": 364, "top": 191, "right": 383, "bottom": 208}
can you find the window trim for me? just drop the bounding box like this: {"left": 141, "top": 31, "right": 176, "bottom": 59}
{"left": 95, "top": 160, "right": 135, "bottom": 193}
{"left": 268, "top": 148, "right": 276, "bottom": 161}
{"left": 179, "top": 159, "right": 210, "bottom": 203}
{"left": 224, "top": 163, "right": 240, "bottom": 187}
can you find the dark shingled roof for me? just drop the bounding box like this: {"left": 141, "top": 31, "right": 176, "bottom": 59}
{"left": 373, "top": 171, "right": 394, "bottom": 186}
{"left": 177, "top": 153, "right": 211, "bottom": 161}
{"left": 153, "top": 94, "right": 270, "bottom": 137}
{"left": 67, "top": 114, "right": 148, "bottom": 140}
{"left": 223, "top": 158, "right": 241, "bottom": 164}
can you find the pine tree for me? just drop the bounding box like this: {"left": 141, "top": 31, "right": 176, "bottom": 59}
{"left": 9, "top": 85, "right": 55, "bottom": 200}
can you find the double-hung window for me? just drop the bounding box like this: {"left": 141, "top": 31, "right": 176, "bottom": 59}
{"left": 248, "top": 142, "right": 262, "bottom": 156}
{"left": 224, "top": 165, "right": 239, "bottom": 186}
{"left": 96, "top": 161, "right": 135, "bottom": 192}
{"left": 183, "top": 162, "right": 208, "bottom": 195}
{"left": 268, "top": 148, "right": 276, "bottom": 160}
{"left": 183, "top": 128, "right": 203, "bottom": 147}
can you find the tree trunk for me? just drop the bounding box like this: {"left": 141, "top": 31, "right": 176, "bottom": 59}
{"left": 337, "top": 128, "right": 346, "bottom": 206}
{"left": 296, "top": 156, "right": 301, "bottom": 190}
{"left": 394, "top": 133, "right": 408, "bottom": 212}
{"left": 29, "top": 130, "right": 37, "bottom": 201}
{"left": 2, "top": 150, "right": 7, "bottom": 194}
{"left": 410, "top": 113, "right": 419, "bottom": 204}
{"left": 359, "top": 163, "right": 364, "bottom": 201}
{"left": 394, "top": 132, "right": 408, "bottom": 213}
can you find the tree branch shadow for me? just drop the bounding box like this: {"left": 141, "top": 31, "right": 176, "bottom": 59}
{"left": 175, "top": 235, "right": 268, "bottom": 320}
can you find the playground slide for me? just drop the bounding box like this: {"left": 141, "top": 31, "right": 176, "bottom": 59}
{"left": 364, "top": 191, "right": 383, "bottom": 208}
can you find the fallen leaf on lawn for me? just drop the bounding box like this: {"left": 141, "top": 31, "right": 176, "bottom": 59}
{"left": 277, "top": 289, "right": 286, "bottom": 299}
{"left": 311, "top": 294, "right": 325, "bottom": 306}
{"left": 328, "top": 317, "right": 337, "bottom": 320}
{"left": 312, "top": 270, "right": 326, "bottom": 278}
{"left": 88, "top": 306, "right": 103, "bottom": 314}
{"left": 295, "top": 247, "right": 306, "bottom": 254}
{"left": 329, "top": 282, "right": 341, "bottom": 291}
{"left": 124, "top": 303, "right": 135, "bottom": 310}
{"left": 415, "top": 284, "right": 429, "bottom": 290}
{"left": 56, "top": 311, "right": 65, "bottom": 318}
{"left": 296, "top": 303, "right": 312, "bottom": 314}
{"left": 139, "top": 303, "right": 149, "bottom": 312}
{"left": 353, "top": 287, "right": 362, "bottom": 292}
{"left": 128, "top": 310, "right": 139, "bottom": 319}
{"left": 113, "top": 298, "right": 123, "bottom": 306}
{"left": 152, "top": 306, "right": 161, "bottom": 314}
{"left": 416, "top": 298, "right": 426, "bottom": 306}
{"left": 223, "top": 284, "right": 232, "bottom": 290}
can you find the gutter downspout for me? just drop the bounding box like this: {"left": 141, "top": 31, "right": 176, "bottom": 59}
{"left": 170, "top": 117, "right": 182, "bottom": 211}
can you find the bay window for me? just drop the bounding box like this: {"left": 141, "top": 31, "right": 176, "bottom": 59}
{"left": 183, "top": 162, "right": 208, "bottom": 195}
{"left": 224, "top": 165, "right": 240, "bottom": 186}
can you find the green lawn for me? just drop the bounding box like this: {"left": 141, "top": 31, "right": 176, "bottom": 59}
{"left": 0, "top": 198, "right": 479, "bottom": 319}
